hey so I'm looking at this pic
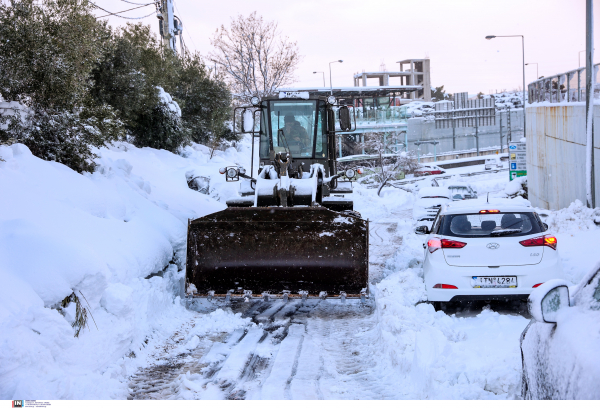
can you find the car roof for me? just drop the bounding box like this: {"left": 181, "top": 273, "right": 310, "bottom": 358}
{"left": 418, "top": 187, "right": 450, "bottom": 198}
{"left": 447, "top": 182, "right": 471, "bottom": 188}
{"left": 440, "top": 197, "right": 532, "bottom": 215}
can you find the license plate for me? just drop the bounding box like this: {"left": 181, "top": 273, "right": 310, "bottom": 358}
{"left": 472, "top": 276, "right": 517, "bottom": 288}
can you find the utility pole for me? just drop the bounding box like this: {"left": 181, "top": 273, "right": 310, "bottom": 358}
{"left": 586, "top": 0, "right": 595, "bottom": 208}
{"left": 157, "top": 0, "right": 178, "bottom": 54}
{"left": 499, "top": 112, "right": 503, "bottom": 153}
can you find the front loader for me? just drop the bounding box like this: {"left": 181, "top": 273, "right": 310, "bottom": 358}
{"left": 185, "top": 91, "right": 369, "bottom": 301}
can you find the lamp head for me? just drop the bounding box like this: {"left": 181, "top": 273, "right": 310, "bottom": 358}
{"left": 485, "top": 35, "right": 496, "bottom": 40}
{"left": 338, "top": 60, "right": 343, "bottom": 63}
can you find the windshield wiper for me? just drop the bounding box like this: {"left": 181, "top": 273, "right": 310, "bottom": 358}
{"left": 490, "top": 229, "right": 522, "bottom": 237}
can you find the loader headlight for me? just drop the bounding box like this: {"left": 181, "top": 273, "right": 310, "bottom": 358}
{"left": 227, "top": 168, "right": 238, "bottom": 178}
{"left": 345, "top": 169, "right": 355, "bottom": 178}
{"left": 327, "top": 95, "right": 336, "bottom": 105}
{"left": 251, "top": 96, "right": 260, "bottom": 106}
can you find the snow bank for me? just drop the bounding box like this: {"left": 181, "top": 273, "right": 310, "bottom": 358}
{"left": 368, "top": 238, "right": 527, "bottom": 399}
{"left": 540, "top": 200, "right": 600, "bottom": 284}
{"left": 0, "top": 139, "right": 249, "bottom": 399}
{"left": 542, "top": 199, "right": 600, "bottom": 232}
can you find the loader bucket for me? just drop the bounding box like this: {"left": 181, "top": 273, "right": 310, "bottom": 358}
{"left": 186, "top": 207, "right": 368, "bottom": 297}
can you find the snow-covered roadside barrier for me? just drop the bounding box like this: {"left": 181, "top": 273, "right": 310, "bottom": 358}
{"left": 0, "top": 141, "right": 249, "bottom": 399}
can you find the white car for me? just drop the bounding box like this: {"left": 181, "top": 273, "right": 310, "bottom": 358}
{"left": 485, "top": 156, "right": 503, "bottom": 170}
{"left": 520, "top": 267, "right": 600, "bottom": 399}
{"left": 412, "top": 187, "right": 451, "bottom": 222}
{"left": 415, "top": 198, "right": 564, "bottom": 309}
{"left": 446, "top": 182, "right": 477, "bottom": 201}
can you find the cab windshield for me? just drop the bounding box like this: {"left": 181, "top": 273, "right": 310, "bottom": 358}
{"left": 259, "top": 100, "right": 327, "bottom": 159}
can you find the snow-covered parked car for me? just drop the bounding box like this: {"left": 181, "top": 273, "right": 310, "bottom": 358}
{"left": 403, "top": 101, "right": 435, "bottom": 118}
{"left": 412, "top": 187, "right": 451, "bottom": 222}
{"left": 485, "top": 156, "right": 503, "bottom": 170}
{"left": 520, "top": 267, "right": 600, "bottom": 399}
{"left": 415, "top": 198, "right": 564, "bottom": 310}
{"left": 414, "top": 164, "right": 446, "bottom": 177}
{"left": 446, "top": 182, "right": 477, "bottom": 201}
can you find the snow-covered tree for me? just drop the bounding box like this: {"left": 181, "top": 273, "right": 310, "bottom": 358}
{"left": 359, "top": 132, "right": 419, "bottom": 196}
{"left": 0, "top": 0, "right": 123, "bottom": 172}
{"left": 209, "top": 12, "right": 301, "bottom": 104}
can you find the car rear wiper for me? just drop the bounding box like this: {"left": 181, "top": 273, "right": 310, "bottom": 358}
{"left": 490, "top": 228, "right": 522, "bottom": 237}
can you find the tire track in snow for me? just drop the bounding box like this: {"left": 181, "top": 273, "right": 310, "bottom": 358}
{"left": 128, "top": 203, "right": 407, "bottom": 400}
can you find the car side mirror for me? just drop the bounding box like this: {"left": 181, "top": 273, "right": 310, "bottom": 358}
{"left": 541, "top": 286, "right": 570, "bottom": 323}
{"left": 339, "top": 106, "right": 352, "bottom": 131}
{"left": 528, "top": 280, "right": 571, "bottom": 323}
{"left": 414, "top": 225, "right": 430, "bottom": 235}
{"left": 242, "top": 109, "right": 255, "bottom": 133}
{"left": 542, "top": 222, "right": 549, "bottom": 231}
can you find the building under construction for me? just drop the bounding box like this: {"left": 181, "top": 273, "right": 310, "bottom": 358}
{"left": 353, "top": 59, "right": 431, "bottom": 102}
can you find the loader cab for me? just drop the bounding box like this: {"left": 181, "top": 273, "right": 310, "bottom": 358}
{"left": 258, "top": 98, "right": 330, "bottom": 174}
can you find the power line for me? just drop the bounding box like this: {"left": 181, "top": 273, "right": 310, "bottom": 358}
{"left": 120, "top": 0, "right": 156, "bottom": 5}
{"left": 90, "top": 1, "right": 154, "bottom": 19}
{"left": 96, "top": 11, "right": 156, "bottom": 20}
{"left": 97, "top": 9, "right": 155, "bottom": 19}
{"left": 173, "top": 0, "right": 198, "bottom": 52}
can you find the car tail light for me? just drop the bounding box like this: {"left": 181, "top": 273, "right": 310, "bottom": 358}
{"left": 427, "top": 239, "right": 441, "bottom": 253}
{"left": 519, "top": 235, "right": 557, "bottom": 250}
{"left": 428, "top": 238, "right": 467, "bottom": 252}
{"left": 433, "top": 284, "right": 458, "bottom": 289}
{"left": 532, "top": 283, "right": 544, "bottom": 288}
{"left": 441, "top": 239, "right": 467, "bottom": 249}
{"left": 479, "top": 209, "right": 500, "bottom": 214}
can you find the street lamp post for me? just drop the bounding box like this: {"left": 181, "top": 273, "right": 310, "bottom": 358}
{"left": 329, "top": 60, "right": 343, "bottom": 94}
{"left": 313, "top": 71, "right": 325, "bottom": 87}
{"left": 486, "top": 35, "right": 526, "bottom": 138}
{"left": 579, "top": 49, "right": 595, "bottom": 68}
{"left": 525, "top": 63, "right": 538, "bottom": 80}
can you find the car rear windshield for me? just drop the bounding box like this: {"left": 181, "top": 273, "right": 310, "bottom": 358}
{"left": 437, "top": 212, "right": 543, "bottom": 238}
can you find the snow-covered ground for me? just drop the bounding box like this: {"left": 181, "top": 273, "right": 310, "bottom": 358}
{"left": 1, "top": 137, "right": 598, "bottom": 400}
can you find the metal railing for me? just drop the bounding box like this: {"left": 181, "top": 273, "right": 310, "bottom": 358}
{"left": 528, "top": 63, "right": 600, "bottom": 103}
{"left": 333, "top": 106, "right": 411, "bottom": 128}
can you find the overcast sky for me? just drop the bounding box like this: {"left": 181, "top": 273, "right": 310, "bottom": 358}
{"left": 99, "top": 0, "right": 598, "bottom": 95}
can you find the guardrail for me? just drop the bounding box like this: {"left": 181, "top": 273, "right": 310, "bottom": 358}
{"left": 528, "top": 63, "right": 600, "bottom": 104}
{"left": 365, "top": 168, "right": 509, "bottom": 189}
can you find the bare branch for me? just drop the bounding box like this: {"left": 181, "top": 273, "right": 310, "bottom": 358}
{"left": 209, "top": 12, "right": 301, "bottom": 105}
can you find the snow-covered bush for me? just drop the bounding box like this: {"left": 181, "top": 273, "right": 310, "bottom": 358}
{"left": 0, "top": 4, "right": 233, "bottom": 168}
{"left": 502, "top": 176, "right": 527, "bottom": 199}
{"left": 0, "top": 105, "right": 124, "bottom": 173}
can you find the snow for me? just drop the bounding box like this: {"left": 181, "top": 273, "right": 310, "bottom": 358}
{"left": 157, "top": 87, "right": 181, "bottom": 117}
{"left": 2, "top": 135, "right": 600, "bottom": 400}
{"left": 0, "top": 139, "right": 250, "bottom": 399}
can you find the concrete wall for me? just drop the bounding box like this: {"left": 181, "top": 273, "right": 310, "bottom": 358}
{"left": 527, "top": 104, "right": 600, "bottom": 210}
{"left": 406, "top": 110, "right": 524, "bottom": 157}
